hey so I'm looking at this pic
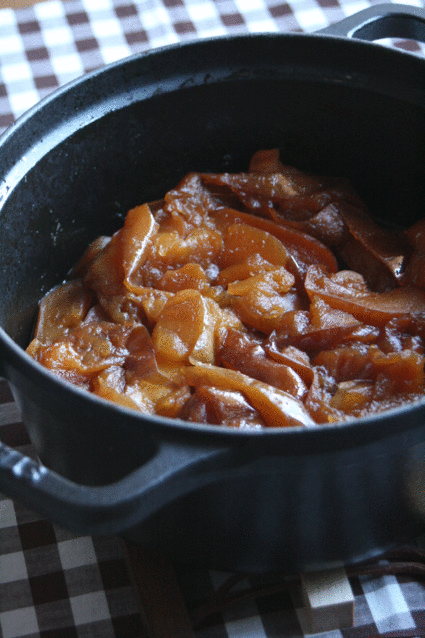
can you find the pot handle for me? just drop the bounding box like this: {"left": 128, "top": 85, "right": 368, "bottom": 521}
{"left": 317, "top": 3, "right": 425, "bottom": 42}
{"left": 0, "top": 436, "right": 230, "bottom": 535}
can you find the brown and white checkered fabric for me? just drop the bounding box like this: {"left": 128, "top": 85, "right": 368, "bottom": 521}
{"left": 2, "top": 0, "right": 425, "bottom": 636}
{"left": 0, "top": 379, "right": 144, "bottom": 638}
{"left": 1, "top": 0, "right": 425, "bottom": 132}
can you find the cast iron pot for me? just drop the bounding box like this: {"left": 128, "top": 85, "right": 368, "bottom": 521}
{"left": 1, "top": 4, "right": 425, "bottom": 573}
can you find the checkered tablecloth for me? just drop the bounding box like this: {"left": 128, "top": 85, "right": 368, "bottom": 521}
{"left": 2, "top": 1, "right": 425, "bottom": 636}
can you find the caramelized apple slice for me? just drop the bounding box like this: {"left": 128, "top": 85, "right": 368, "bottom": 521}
{"left": 202, "top": 170, "right": 329, "bottom": 216}
{"left": 33, "top": 279, "right": 92, "bottom": 345}
{"left": 130, "top": 378, "right": 191, "bottom": 415}
{"left": 217, "top": 254, "right": 276, "bottom": 286}
{"left": 141, "top": 227, "right": 224, "bottom": 287}
{"left": 313, "top": 341, "right": 425, "bottom": 395}
{"left": 213, "top": 306, "right": 245, "bottom": 354}
{"left": 378, "top": 315, "right": 425, "bottom": 354}
{"left": 219, "top": 223, "right": 288, "bottom": 269}
{"left": 305, "top": 265, "right": 425, "bottom": 326}
{"left": 154, "top": 385, "right": 192, "bottom": 418}
{"left": 156, "top": 263, "right": 226, "bottom": 304}
{"left": 84, "top": 230, "right": 125, "bottom": 298}
{"left": 71, "top": 236, "right": 111, "bottom": 279}
{"left": 210, "top": 208, "right": 338, "bottom": 279}
{"left": 164, "top": 172, "right": 222, "bottom": 227}
{"left": 266, "top": 345, "right": 314, "bottom": 387}
{"left": 227, "top": 268, "right": 298, "bottom": 334}
{"left": 82, "top": 305, "right": 111, "bottom": 324}
{"left": 184, "top": 361, "right": 315, "bottom": 427}
{"left": 403, "top": 221, "right": 425, "bottom": 288}
{"left": 228, "top": 268, "right": 295, "bottom": 298}
{"left": 87, "top": 205, "right": 158, "bottom": 298}
{"left": 122, "top": 324, "right": 162, "bottom": 382}
{"left": 93, "top": 365, "right": 191, "bottom": 416}
{"left": 122, "top": 203, "right": 158, "bottom": 292}
{"left": 131, "top": 288, "right": 174, "bottom": 326}
{"left": 313, "top": 343, "right": 375, "bottom": 383}
{"left": 92, "top": 366, "right": 142, "bottom": 411}
{"left": 358, "top": 392, "right": 425, "bottom": 419}
{"left": 248, "top": 148, "right": 286, "bottom": 174}
{"left": 368, "top": 346, "right": 424, "bottom": 394}
{"left": 338, "top": 203, "right": 409, "bottom": 283}
{"left": 405, "top": 219, "right": 425, "bottom": 251}
{"left": 304, "top": 367, "right": 344, "bottom": 424}
{"left": 338, "top": 238, "right": 401, "bottom": 292}
{"left": 157, "top": 263, "right": 210, "bottom": 294}
{"left": 329, "top": 380, "right": 374, "bottom": 413}
{"left": 288, "top": 202, "right": 350, "bottom": 247}
{"left": 95, "top": 293, "right": 147, "bottom": 325}
{"left": 36, "top": 322, "right": 155, "bottom": 378}
{"left": 266, "top": 297, "right": 377, "bottom": 355}
{"left": 404, "top": 250, "right": 425, "bottom": 288}
{"left": 178, "top": 386, "right": 266, "bottom": 429}
{"left": 152, "top": 290, "right": 218, "bottom": 364}
{"left": 220, "top": 329, "right": 307, "bottom": 399}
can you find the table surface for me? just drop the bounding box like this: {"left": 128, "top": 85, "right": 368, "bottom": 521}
{"left": 2, "top": 0, "right": 425, "bottom": 636}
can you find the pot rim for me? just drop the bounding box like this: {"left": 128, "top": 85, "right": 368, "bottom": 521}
{"left": 1, "top": 25, "right": 424, "bottom": 143}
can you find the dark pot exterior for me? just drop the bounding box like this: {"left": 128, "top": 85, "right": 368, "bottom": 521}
{"left": 1, "top": 4, "right": 425, "bottom": 572}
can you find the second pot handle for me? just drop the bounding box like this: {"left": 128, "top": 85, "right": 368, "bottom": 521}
{"left": 317, "top": 3, "right": 425, "bottom": 43}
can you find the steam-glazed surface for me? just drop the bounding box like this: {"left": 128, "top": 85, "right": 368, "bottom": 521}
{"left": 26, "top": 150, "right": 425, "bottom": 427}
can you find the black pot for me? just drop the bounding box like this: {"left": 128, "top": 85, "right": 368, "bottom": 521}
{"left": 1, "top": 4, "right": 425, "bottom": 573}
